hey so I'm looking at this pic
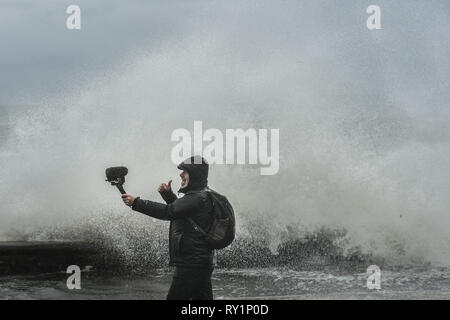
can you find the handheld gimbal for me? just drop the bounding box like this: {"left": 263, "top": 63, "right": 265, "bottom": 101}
{"left": 105, "top": 166, "right": 128, "bottom": 194}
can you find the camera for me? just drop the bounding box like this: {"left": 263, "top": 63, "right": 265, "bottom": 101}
{"left": 105, "top": 166, "right": 128, "bottom": 194}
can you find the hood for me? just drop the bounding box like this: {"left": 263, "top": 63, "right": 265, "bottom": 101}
{"left": 177, "top": 156, "right": 209, "bottom": 193}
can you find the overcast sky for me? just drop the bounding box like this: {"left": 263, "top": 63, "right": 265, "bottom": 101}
{"left": 1, "top": 0, "right": 449, "bottom": 114}
{"left": 0, "top": 1, "right": 196, "bottom": 109}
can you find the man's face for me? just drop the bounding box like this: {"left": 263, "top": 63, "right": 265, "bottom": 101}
{"left": 180, "top": 170, "right": 190, "bottom": 188}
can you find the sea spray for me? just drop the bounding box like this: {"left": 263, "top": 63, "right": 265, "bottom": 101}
{"left": 0, "top": 26, "right": 449, "bottom": 267}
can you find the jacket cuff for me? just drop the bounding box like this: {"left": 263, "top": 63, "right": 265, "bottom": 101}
{"left": 131, "top": 197, "right": 141, "bottom": 210}
{"left": 159, "top": 190, "right": 177, "bottom": 204}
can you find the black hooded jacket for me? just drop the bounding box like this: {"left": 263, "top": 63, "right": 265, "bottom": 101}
{"left": 132, "top": 157, "right": 214, "bottom": 267}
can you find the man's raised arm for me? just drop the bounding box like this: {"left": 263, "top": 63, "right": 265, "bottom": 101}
{"left": 158, "top": 180, "right": 178, "bottom": 204}
{"left": 124, "top": 193, "right": 199, "bottom": 221}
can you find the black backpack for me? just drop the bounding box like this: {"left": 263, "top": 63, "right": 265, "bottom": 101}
{"left": 187, "top": 188, "right": 235, "bottom": 249}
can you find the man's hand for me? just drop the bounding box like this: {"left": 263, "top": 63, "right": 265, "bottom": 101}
{"left": 157, "top": 180, "right": 172, "bottom": 193}
{"left": 122, "top": 194, "right": 136, "bottom": 207}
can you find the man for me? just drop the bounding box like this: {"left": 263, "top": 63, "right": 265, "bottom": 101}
{"left": 121, "top": 156, "right": 215, "bottom": 300}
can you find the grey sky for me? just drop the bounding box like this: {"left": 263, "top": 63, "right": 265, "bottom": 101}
{"left": 0, "top": 0, "right": 206, "bottom": 110}
{"left": 1, "top": 0, "right": 449, "bottom": 109}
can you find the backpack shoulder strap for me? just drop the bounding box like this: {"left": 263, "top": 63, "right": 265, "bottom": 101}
{"left": 185, "top": 187, "right": 214, "bottom": 236}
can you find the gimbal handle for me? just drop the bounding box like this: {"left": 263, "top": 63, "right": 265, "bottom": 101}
{"left": 117, "top": 184, "right": 126, "bottom": 194}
